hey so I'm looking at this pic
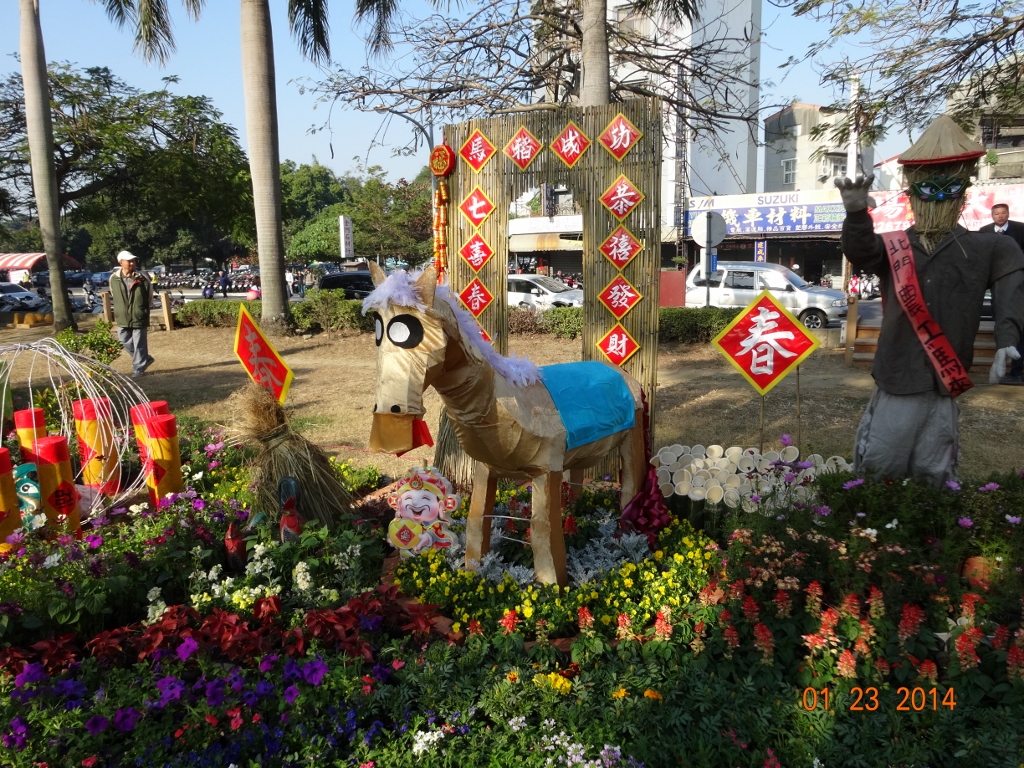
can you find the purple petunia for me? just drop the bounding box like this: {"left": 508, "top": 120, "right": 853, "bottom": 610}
{"left": 84, "top": 715, "right": 109, "bottom": 735}
{"left": 945, "top": 480, "right": 961, "bottom": 491}
{"left": 14, "top": 662, "right": 48, "bottom": 688}
{"left": 958, "top": 517, "right": 974, "bottom": 528}
{"left": 283, "top": 658, "right": 302, "bottom": 683}
{"left": 85, "top": 534, "right": 103, "bottom": 549}
{"left": 780, "top": 434, "right": 793, "bottom": 446}
{"left": 192, "top": 498, "right": 206, "bottom": 511}
{"left": 1006, "top": 515, "right": 1021, "bottom": 525}
{"left": 843, "top": 478, "right": 865, "bottom": 489}
{"left": 113, "top": 708, "right": 140, "bottom": 732}
{"left": 205, "top": 679, "right": 226, "bottom": 707}
{"left": 978, "top": 482, "right": 1000, "bottom": 492}
{"left": 302, "top": 659, "right": 329, "bottom": 687}
{"left": 177, "top": 637, "right": 199, "bottom": 662}
{"left": 284, "top": 685, "right": 301, "bottom": 704}
{"left": 255, "top": 680, "right": 275, "bottom": 697}
{"left": 259, "top": 654, "right": 279, "bottom": 673}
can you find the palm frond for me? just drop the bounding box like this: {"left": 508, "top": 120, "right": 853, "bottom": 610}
{"left": 629, "top": 0, "right": 701, "bottom": 25}
{"left": 354, "top": 0, "right": 401, "bottom": 54}
{"left": 288, "top": 0, "right": 331, "bottom": 65}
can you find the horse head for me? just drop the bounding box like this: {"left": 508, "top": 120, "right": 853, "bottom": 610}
{"left": 365, "top": 263, "right": 452, "bottom": 454}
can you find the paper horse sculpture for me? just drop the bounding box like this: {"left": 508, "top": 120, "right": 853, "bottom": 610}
{"left": 364, "top": 264, "right": 646, "bottom": 586}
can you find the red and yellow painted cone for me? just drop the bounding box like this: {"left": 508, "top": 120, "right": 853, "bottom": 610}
{"left": 33, "top": 436, "right": 81, "bottom": 537}
{"left": 0, "top": 448, "right": 19, "bottom": 550}
{"left": 129, "top": 401, "right": 169, "bottom": 478}
{"left": 13, "top": 408, "right": 46, "bottom": 465}
{"left": 143, "top": 414, "right": 184, "bottom": 504}
{"left": 73, "top": 398, "right": 120, "bottom": 495}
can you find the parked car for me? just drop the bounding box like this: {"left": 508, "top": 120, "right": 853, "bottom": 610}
{"left": 318, "top": 270, "right": 376, "bottom": 300}
{"left": 89, "top": 271, "right": 112, "bottom": 287}
{"left": 685, "top": 261, "right": 847, "bottom": 329}
{"left": 0, "top": 282, "right": 47, "bottom": 310}
{"left": 508, "top": 274, "right": 584, "bottom": 309}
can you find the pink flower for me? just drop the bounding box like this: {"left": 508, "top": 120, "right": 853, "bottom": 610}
{"left": 945, "top": 480, "right": 960, "bottom": 491}
{"left": 843, "top": 478, "right": 865, "bottom": 489}
{"left": 780, "top": 434, "right": 793, "bottom": 447}
{"left": 392, "top": 659, "right": 405, "bottom": 670}
{"left": 978, "top": 482, "right": 1000, "bottom": 492}
{"left": 957, "top": 517, "right": 973, "bottom": 528}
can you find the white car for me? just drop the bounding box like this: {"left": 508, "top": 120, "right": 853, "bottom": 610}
{"left": 508, "top": 274, "right": 583, "bottom": 309}
{"left": 0, "top": 283, "right": 46, "bottom": 310}
{"left": 685, "top": 262, "right": 848, "bottom": 329}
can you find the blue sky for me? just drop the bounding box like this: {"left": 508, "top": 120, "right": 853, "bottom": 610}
{"left": 0, "top": 2, "right": 903, "bottom": 186}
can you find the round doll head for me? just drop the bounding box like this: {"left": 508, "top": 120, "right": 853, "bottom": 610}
{"left": 387, "top": 466, "right": 460, "bottom": 523}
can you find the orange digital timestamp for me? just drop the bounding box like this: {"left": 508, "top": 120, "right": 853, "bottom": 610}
{"left": 801, "top": 687, "right": 956, "bottom": 712}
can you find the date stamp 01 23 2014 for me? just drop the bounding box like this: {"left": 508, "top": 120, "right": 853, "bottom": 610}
{"left": 801, "top": 686, "right": 957, "bottom": 713}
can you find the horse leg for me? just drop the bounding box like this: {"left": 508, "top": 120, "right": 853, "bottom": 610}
{"left": 464, "top": 461, "right": 496, "bottom": 570}
{"left": 531, "top": 471, "right": 568, "bottom": 587}
{"left": 566, "top": 469, "right": 584, "bottom": 504}
{"left": 618, "top": 409, "right": 647, "bottom": 503}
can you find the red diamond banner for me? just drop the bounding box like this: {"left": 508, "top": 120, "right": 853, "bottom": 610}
{"left": 234, "top": 304, "right": 294, "bottom": 403}
{"left": 459, "top": 187, "right": 494, "bottom": 228}
{"left": 459, "top": 234, "right": 494, "bottom": 272}
{"left": 503, "top": 127, "right": 542, "bottom": 170}
{"left": 600, "top": 175, "right": 644, "bottom": 220}
{"left": 459, "top": 278, "right": 494, "bottom": 318}
{"left": 459, "top": 129, "right": 496, "bottom": 172}
{"left": 598, "top": 113, "right": 643, "bottom": 161}
{"left": 48, "top": 480, "right": 80, "bottom": 517}
{"left": 597, "top": 275, "right": 643, "bottom": 320}
{"left": 551, "top": 122, "right": 590, "bottom": 168}
{"left": 597, "top": 324, "right": 640, "bottom": 366}
{"left": 712, "top": 290, "right": 821, "bottom": 396}
{"left": 599, "top": 226, "right": 643, "bottom": 269}
{"left": 478, "top": 326, "right": 493, "bottom": 344}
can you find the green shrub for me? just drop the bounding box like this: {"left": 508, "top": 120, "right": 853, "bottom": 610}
{"left": 174, "top": 300, "right": 261, "bottom": 328}
{"left": 291, "top": 289, "right": 373, "bottom": 336}
{"left": 540, "top": 306, "right": 584, "bottom": 339}
{"left": 658, "top": 306, "right": 742, "bottom": 343}
{"left": 54, "top": 320, "right": 122, "bottom": 365}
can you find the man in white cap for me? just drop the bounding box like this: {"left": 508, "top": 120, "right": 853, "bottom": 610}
{"left": 836, "top": 115, "right": 1024, "bottom": 486}
{"left": 109, "top": 250, "right": 155, "bottom": 378}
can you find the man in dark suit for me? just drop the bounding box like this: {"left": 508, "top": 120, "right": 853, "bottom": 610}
{"left": 980, "top": 204, "right": 1024, "bottom": 248}
{"left": 981, "top": 204, "right": 1024, "bottom": 383}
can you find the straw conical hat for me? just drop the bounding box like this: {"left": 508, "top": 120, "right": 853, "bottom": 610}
{"left": 898, "top": 115, "right": 985, "bottom": 166}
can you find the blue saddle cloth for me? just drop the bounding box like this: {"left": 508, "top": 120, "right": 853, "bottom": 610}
{"left": 539, "top": 362, "right": 636, "bottom": 450}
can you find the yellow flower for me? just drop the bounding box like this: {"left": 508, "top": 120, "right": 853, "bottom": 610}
{"left": 653, "top": 550, "right": 664, "bottom": 560}
{"left": 611, "top": 687, "right": 629, "bottom": 699}
{"left": 644, "top": 689, "right": 663, "bottom": 700}
{"left": 506, "top": 670, "right": 519, "bottom": 683}
{"left": 451, "top": 622, "right": 461, "bottom": 633}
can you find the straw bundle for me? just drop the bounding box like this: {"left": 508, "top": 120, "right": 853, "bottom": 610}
{"left": 904, "top": 160, "right": 976, "bottom": 253}
{"left": 227, "top": 383, "right": 354, "bottom": 528}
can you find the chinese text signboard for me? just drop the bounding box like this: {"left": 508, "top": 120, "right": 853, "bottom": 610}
{"left": 234, "top": 305, "right": 295, "bottom": 403}
{"left": 712, "top": 291, "right": 820, "bottom": 395}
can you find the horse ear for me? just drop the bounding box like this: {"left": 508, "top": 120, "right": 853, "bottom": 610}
{"left": 415, "top": 266, "right": 437, "bottom": 306}
{"left": 368, "top": 261, "right": 387, "bottom": 286}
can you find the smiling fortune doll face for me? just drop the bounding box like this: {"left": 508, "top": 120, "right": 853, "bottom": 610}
{"left": 387, "top": 466, "right": 460, "bottom": 525}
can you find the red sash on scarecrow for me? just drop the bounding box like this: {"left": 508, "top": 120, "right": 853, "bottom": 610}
{"left": 881, "top": 231, "right": 973, "bottom": 397}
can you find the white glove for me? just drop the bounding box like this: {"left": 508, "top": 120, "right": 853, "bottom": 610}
{"left": 989, "top": 346, "right": 1022, "bottom": 384}
{"left": 834, "top": 175, "right": 877, "bottom": 212}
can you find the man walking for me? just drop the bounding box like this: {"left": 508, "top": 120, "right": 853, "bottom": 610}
{"left": 303, "top": 268, "right": 315, "bottom": 297}
{"left": 980, "top": 204, "right": 1024, "bottom": 384}
{"left": 110, "top": 250, "right": 154, "bottom": 378}
{"left": 218, "top": 270, "right": 230, "bottom": 298}
{"left": 285, "top": 267, "right": 295, "bottom": 297}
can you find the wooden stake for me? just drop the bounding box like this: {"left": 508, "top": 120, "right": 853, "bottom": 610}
{"left": 759, "top": 395, "right": 765, "bottom": 454}
{"left": 796, "top": 365, "right": 802, "bottom": 452}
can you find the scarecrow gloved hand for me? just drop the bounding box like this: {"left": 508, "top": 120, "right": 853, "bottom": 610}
{"left": 989, "top": 346, "right": 1022, "bottom": 384}
{"left": 834, "top": 175, "right": 877, "bottom": 212}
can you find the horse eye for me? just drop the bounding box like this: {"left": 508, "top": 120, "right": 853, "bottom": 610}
{"left": 387, "top": 315, "right": 424, "bottom": 348}
{"left": 372, "top": 314, "right": 383, "bottom": 346}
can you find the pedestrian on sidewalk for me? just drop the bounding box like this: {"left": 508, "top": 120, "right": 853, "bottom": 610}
{"left": 110, "top": 250, "right": 154, "bottom": 378}
{"left": 303, "top": 269, "right": 315, "bottom": 297}
{"left": 218, "top": 271, "right": 230, "bottom": 298}
{"left": 285, "top": 267, "right": 295, "bottom": 297}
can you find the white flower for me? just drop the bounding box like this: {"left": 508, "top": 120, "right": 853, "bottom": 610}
{"left": 885, "top": 519, "right": 898, "bottom": 529}
{"left": 147, "top": 587, "right": 162, "bottom": 602}
{"left": 412, "top": 730, "right": 445, "bottom": 755}
{"left": 863, "top": 528, "right": 878, "bottom": 537}
{"left": 42, "top": 552, "right": 62, "bottom": 569}
{"left": 293, "top": 561, "right": 313, "bottom": 592}
{"left": 208, "top": 564, "right": 223, "bottom": 582}
{"left": 191, "top": 471, "right": 204, "bottom": 481}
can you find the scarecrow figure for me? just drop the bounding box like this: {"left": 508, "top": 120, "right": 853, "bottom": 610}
{"left": 836, "top": 115, "right": 1024, "bottom": 487}
{"left": 386, "top": 467, "right": 458, "bottom": 557}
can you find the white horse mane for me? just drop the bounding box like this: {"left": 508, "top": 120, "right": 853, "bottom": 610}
{"left": 362, "top": 269, "right": 541, "bottom": 387}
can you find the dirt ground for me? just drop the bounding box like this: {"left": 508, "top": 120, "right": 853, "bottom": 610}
{"left": 6, "top": 322, "right": 1024, "bottom": 480}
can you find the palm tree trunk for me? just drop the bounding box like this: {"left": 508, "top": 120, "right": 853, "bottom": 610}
{"left": 240, "top": 0, "right": 290, "bottom": 332}
{"left": 580, "top": 0, "right": 611, "bottom": 106}
{"left": 19, "top": 0, "right": 75, "bottom": 331}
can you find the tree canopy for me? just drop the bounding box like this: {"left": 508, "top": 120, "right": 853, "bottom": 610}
{"left": 286, "top": 163, "right": 431, "bottom": 266}
{"left": 0, "top": 62, "right": 254, "bottom": 269}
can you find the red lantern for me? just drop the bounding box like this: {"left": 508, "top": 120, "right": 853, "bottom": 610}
{"left": 430, "top": 144, "right": 456, "bottom": 177}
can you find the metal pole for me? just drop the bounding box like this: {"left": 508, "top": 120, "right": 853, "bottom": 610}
{"left": 796, "top": 365, "right": 801, "bottom": 452}
{"left": 704, "top": 211, "right": 712, "bottom": 308}
{"left": 759, "top": 395, "right": 765, "bottom": 455}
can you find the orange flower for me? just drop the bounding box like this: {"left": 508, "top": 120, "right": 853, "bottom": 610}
{"left": 643, "top": 689, "right": 663, "bottom": 700}
{"left": 611, "top": 687, "right": 629, "bottom": 699}
{"left": 506, "top": 670, "right": 519, "bottom": 683}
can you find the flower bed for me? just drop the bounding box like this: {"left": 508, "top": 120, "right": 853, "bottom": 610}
{"left": 0, "top": 426, "right": 1022, "bottom": 766}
